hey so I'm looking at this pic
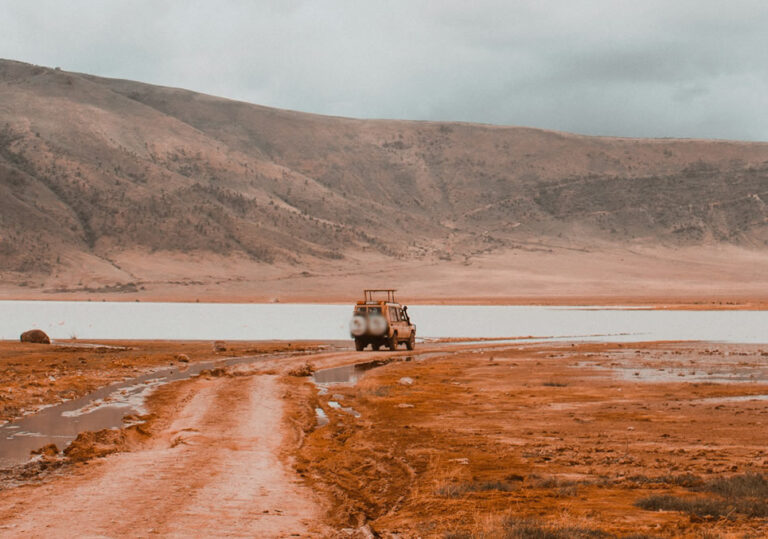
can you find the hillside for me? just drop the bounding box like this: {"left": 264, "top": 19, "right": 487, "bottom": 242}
{"left": 2, "top": 58, "right": 768, "bottom": 303}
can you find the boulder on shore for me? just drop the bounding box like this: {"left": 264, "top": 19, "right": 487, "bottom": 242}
{"left": 20, "top": 329, "right": 50, "bottom": 344}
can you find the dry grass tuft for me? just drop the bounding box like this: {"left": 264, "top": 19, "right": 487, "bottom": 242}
{"left": 501, "top": 517, "right": 611, "bottom": 538}
{"left": 436, "top": 480, "right": 516, "bottom": 498}
{"left": 635, "top": 473, "right": 768, "bottom": 519}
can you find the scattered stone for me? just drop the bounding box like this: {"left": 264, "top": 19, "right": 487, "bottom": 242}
{"left": 398, "top": 376, "right": 414, "bottom": 386}
{"left": 212, "top": 341, "right": 227, "bottom": 352}
{"left": 20, "top": 329, "right": 50, "bottom": 344}
{"left": 288, "top": 362, "right": 315, "bottom": 377}
{"left": 174, "top": 354, "right": 190, "bottom": 363}
{"left": 397, "top": 403, "right": 414, "bottom": 408}
{"left": 199, "top": 368, "right": 227, "bottom": 377}
{"left": 356, "top": 525, "right": 375, "bottom": 539}
{"left": 30, "top": 443, "right": 58, "bottom": 458}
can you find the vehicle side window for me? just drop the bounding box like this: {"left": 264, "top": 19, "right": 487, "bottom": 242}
{"left": 399, "top": 308, "right": 406, "bottom": 321}
{"left": 389, "top": 308, "right": 399, "bottom": 322}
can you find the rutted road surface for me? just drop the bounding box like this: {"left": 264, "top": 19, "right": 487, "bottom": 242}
{"left": 0, "top": 373, "right": 327, "bottom": 537}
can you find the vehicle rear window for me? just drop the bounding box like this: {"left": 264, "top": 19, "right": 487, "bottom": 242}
{"left": 355, "top": 306, "right": 382, "bottom": 315}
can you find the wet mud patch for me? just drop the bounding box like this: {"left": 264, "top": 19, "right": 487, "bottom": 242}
{"left": 311, "top": 357, "right": 399, "bottom": 385}
{"left": 0, "top": 370, "right": 204, "bottom": 490}
{"left": 294, "top": 341, "right": 768, "bottom": 537}
{"left": 0, "top": 341, "right": 327, "bottom": 472}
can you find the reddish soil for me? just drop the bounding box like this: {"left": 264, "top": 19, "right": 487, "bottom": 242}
{"left": 0, "top": 340, "right": 320, "bottom": 424}
{"left": 297, "top": 342, "right": 768, "bottom": 537}
{"left": 0, "top": 341, "right": 767, "bottom": 537}
{"left": 0, "top": 372, "right": 329, "bottom": 536}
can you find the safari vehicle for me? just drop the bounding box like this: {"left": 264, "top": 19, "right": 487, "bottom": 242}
{"left": 349, "top": 289, "right": 416, "bottom": 351}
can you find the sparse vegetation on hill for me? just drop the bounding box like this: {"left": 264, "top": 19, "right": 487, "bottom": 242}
{"left": 1, "top": 58, "right": 768, "bottom": 292}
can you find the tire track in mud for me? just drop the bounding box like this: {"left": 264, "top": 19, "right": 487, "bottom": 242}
{"left": 0, "top": 374, "right": 326, "bottom": 537}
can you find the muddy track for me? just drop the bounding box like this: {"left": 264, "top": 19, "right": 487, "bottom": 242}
{"left": 0, "top": 373, "right": 328, "bottom": 537}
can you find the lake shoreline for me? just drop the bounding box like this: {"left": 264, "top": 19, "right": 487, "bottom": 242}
{"left": 3, "top": 293, "right": 768, "bottom": 310}
{"left": 2, "top": 301, "right": 768, "bottom": 343}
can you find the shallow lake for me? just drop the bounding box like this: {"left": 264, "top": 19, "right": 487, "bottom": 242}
{"left": 0, "top": 301, "right": 767, "bottom": 343}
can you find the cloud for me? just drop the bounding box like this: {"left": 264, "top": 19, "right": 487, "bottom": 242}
{"left": 1, "top": 0, "right": 767, "bottom": 140}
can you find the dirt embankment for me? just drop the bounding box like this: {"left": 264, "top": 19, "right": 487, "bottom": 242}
{"left": 295, "top": 342, "right": 768, "bottom": 537}
{"left": 0, "top": 340, "right": 318, "bottom": 424}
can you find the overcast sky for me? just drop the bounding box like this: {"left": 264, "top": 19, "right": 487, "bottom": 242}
{"left": 2, "top": 1, "right": 767, "bottom": 140}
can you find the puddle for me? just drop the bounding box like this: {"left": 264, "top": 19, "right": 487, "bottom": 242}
{"left": 51, "top": 343, "right": 133, "bottom": 351}
{"left": 328, "top": 401, "right": 361, "bottom": 418}
{"left": 312, "top": 358, "right": 394, "bottom": 385}
{"left": 312, "top": 356, "right": 418, "bottom": 427}
{"left": 692, "top": 394, "right": 768, "bottom": 404}
{"left": 447, "top": 333, "right": 640, "bottom": 347}
{"left": 578, "top": 362, "right": 768, "bottom": 384}
{"left": 0, "top": 349, "right": 310, "bottom": 469}
{"left": 315, "top": 408, "right": 329, "bottom": 427}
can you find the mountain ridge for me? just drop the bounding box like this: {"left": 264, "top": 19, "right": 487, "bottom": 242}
{"left": 1, "top": 58, "right": 768, "bottom": 301}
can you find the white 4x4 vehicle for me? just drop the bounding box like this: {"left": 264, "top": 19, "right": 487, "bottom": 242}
{"left": 349, "top": 289, "right": 416, "bottom": 351}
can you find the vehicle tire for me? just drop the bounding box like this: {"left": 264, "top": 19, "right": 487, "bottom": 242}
{"left": 406, "top": 332, "right": 415, "bottom": 351}
{"left": 354, "top": 338, "right": 365, "bottom": 351}
{"left": 388, "top": 332, "right": 398, "bottom": 351}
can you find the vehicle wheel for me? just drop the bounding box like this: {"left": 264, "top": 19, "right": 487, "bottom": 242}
{"left": 388, "top": 332, "right": 398, "bottom": 351}
{"left": 354, "top": 338, "right": 365, "bottom": 351}
{"left": 406, "top": 333, "right": 415, "bottom": 351}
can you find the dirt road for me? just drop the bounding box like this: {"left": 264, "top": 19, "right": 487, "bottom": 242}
{"left": 0, "top": 374, "right": 326, "bottom": 537}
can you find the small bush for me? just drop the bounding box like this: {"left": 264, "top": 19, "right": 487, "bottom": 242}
{"left": 502, "top": 517, "right": 610, "bottom": 539}
{"left": 696, "top": 532, "right": 724, "bottom": 539}
{"left": 635, "top": 495, "right": 729, "bottom": 518}
{"left": 557, "top": 485, "right": 579, "bottom": 497}
{"left": 436, "top": 483, "right": 472, "bottom": 498}
{"left": 635, "top": 473, "right": 768, "bottom": 519}
{"left": 704, "top": 472, "right": 768, "bottom": 499}
{"left": 533, "top": 477, "right": 580, "bottom": 489}
{"left": 626, "top": 473, "right": 703, "bottom": 488}
{"left": 436, "top": 480, "right": 515, "bottom": 498}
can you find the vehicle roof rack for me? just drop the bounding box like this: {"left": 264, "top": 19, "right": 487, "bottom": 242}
{"left": 363, "top": 289, "right": 396, "bottom": 303}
